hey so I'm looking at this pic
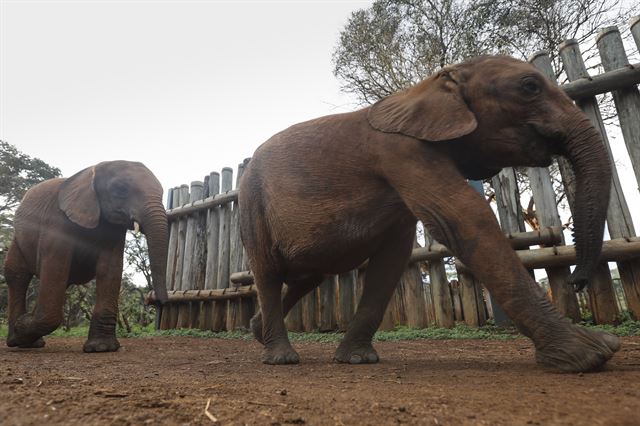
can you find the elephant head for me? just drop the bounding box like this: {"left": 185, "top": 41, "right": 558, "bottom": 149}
{"left": 368, "top": 55, "right": 612, "bottom": 290}
{"left": 58, "top": 160, "right": 169, "bottom": 303}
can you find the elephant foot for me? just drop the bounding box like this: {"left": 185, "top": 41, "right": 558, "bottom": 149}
{"left": 250, "top": 313, "right": 264, "bottom": 345}
{"left": 535, "top": 326, "right": 620, "bottom": 373}
{"left": 334, "top": 341, "right": 379, "bottom": 364}
{"left": 7, "top": 334, "right": 45, "bottom": 349}
{"left": 83, "top": 337, "right": 121, "bottom": 353}
{"left": 262, "top": 341, "right": 300, "bottom": 365}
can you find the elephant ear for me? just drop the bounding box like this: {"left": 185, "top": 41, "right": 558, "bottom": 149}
{"left": 58, "top": 166, "right": 101, "bottom": 229}
{"left": 367, "top": 69, "right": 477, "bottom": 142}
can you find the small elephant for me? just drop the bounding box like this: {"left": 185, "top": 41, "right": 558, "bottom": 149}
{"left": 239, "top": 55, "right": 620, "bottom": 372}
{"left": 4, "top": 160, "right": 169, "bottom": 352}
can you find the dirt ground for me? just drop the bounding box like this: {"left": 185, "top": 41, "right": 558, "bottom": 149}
{"left": 1, "top": 336, "right": 639, "bottom": 426}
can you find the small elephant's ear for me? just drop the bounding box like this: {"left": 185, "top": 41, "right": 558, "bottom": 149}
{"left": 58, "top": 166, "right": 101, "bottom": 228}
{"left": 367, "top": 69, "right": 477, "bottom": 142}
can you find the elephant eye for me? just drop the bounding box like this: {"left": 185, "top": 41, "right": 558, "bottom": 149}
{"left": 111, "top": 183, "right": 129, "bottom": 198}
{"left": 521, "top": 77, "right": 542, "bottom": 96}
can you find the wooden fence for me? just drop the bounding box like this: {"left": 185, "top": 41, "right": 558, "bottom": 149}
{"left": 154, "top": 19, "right": 640, "bottom": 331}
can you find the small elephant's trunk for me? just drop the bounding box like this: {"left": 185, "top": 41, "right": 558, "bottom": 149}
{"left": 140, "top": 201, "right": 170, "bottom": 304}
{"left": 562, "top": 115, "right": 612, "bottom": 290}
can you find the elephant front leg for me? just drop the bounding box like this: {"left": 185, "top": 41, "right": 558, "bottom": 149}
{"left": 385, "top": 161, "right": 619, "bottom": 372}
{"left": 334, "top": 223, "right": 415, "bottom": 364}
{"left": 83, "top": 237, "right": 125, "bottom": 353}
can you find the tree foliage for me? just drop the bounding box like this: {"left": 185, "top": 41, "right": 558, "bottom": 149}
{"left": 333, "top": 0, "right": 638, "bottom": 105}
{"left": 0, "top": 140, "right": 61, "bottom": 228}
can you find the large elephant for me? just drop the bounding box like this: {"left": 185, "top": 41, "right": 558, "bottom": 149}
{"left": 239, "top": 55, "right": 620, "bottom": 372}
{"left": 4, "top": 160, "right": 169, "bottom": 352}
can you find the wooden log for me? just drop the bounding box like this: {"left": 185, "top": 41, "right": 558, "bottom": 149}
{"left": 597, "top": 27, "right": 640, "bottom": 319}
{"left": 167, "top": 185, "right": 189, "bottom": 329}
{"left": 202, "top": 172, "right": 220, "bottom": 330}
{"left": 166, "top": 190, "right": 238, "bottom": 220}
{"left": 284, "top": 289, "right": 304, "bottom": 332}
{"left": 559, "top": 40, "right": 628, "bottom": 324}
{"left": 159, "top": 187, "right": 177, "bottom": 330}
{"left": 597, "top": 27, "right": 640, "bottom": 206}
{"left": 529, "top": 52, "right": 582, "bottom": 322}
{"left": 318, "top": 275, "right": 337, "bottom": 331}
{"left": 302, "top": 287, "right": 318, "bottom": 331}
{"left": 560, "top": 62, "right": 640, "bottom": 100}
{"left": 588, "top": 264, "right": 620, "bottom": 324}
{"left": 227, "top": 163, "right": 247, "bottom": 330}
{"left": 177, "top": 181, "right": 204, "bottom": 328}
{"left": 450, "top": 280, "right": 463, "bottom": 321}
{"left": 400, "top": 254, "right": 428, "bottom": 328}
{"left": 492, "top": 168, "right": 525, "bottom": 233}
{"left": 456, "top": 261, "right": 486, "bottom": 327}
{"left": 337, "top": 270, "right": 356, "bottom": 331}
{"left": 631, "top": 16, "right": 640, "bottom": 50}
{"left": 425, "top": 233, "right": 454, "bottom": 328}
{"left": 211, "top": 168, "right": 233, "bottom": 331}
{"left": 147, "top": 285, "right": 257, "bottom": 303}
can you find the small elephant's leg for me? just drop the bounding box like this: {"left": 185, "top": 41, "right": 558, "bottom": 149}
{"left": 251, "top": 273, "right": 323, "bottom": 344}
{"left": 253, "top": 266, "right": 301, "bottom": 364}
{"left": 334, "top": 223, "right": 415, "bottom": 364}
{"left": 11, "top": 247, "right": 71, "bottom": 346}
{"left": 4, "top": 244, "right": 43, "bottom": 348}
{"left": 84, "top": 236, "right": 125, "bottom": 353}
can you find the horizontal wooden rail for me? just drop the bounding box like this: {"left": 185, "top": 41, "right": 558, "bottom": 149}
{"left": 561, "top": 62, "right": 640, "bottom": 100}
{"left": 166, "top": 190, "right": 238, "bottom": 221}
{"left": 147, "top": 285, "right": 256, "bottom": 304}
{"left": 148, "top": 237, "right": 640, "bottom": 303}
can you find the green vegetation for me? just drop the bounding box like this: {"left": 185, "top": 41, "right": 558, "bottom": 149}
{"left": 2, "top": 318, "right": 638, "bottom": 341}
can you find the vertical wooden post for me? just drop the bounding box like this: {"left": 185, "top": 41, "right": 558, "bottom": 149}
{"left": 559, "top": 40, "right": 623, "bottom": 324}
{"left": 159, "top": 187, "right": 176, "bottom": 330}
{"left": 211, "top": 168, "right": 233, "bottom": 331}
{"left": 318, "top": 275, "right": 337, "bottom": 331}
{"left": 337, "top": 270, "right": 356, "bottom": 331}
{"left": 166, "top": 185, "right": 189, "bottom": 328}
{"left": 457, "top": 262, "right": 486, "bottom": 327}
{"left": 176, "top": 181, "right": 204, "bottom": 328}
{"left": 528, "top": 52, "right": 583, "bottom": 323}
{"left": 227, "top": 163, "right": 248, "bottom": 330}
{"left": 596, "top": 27, "right": 640, "bottom": 319}
{"left": 202, "top": 172, "right": 220, "bottom": 330}
{"left": 399, "top": 249, "right": 428, "bottom": 328}
{"left": 302, "top": 287, "right": 318, "bottom": 331}
{"left": 450, "top": 280, "right": 463, "bottom": 321}
{"left": 425, "top": 233, "right": 454, "bottom": 328}
{"left": 630, "top": 16, "right": 640, "bottom": 49}
{"left": 284, "top": 283, "right": 304, "bottom": 332}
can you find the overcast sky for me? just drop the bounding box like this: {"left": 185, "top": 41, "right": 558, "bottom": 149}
{"left": 1, "top": 0, "right": 371, "bottom": 195}
{"left": 1, "top": 0, "right": 639, "bottom": 229}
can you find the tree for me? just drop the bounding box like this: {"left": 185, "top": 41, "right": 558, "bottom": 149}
{"left": 333, "top": 0, "right": 637, "bottom": 104}
{"left": 0, "top": 140, "right": 61, "bottom": 228}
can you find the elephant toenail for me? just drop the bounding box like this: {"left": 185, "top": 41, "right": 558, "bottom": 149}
{"left": 350, "top": 354, "right": 363, "bottom": 364}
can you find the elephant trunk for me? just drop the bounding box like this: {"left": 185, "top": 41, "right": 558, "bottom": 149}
{"left": 562, "top": 115, "right": 612, "bottom": 290}
{"left": 139, "top": 200, "right": 170, "bottom": 304}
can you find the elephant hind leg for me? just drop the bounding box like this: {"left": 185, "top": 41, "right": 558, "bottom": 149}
{"left": 4, "top": 243, "right": 44, "bottom": 348}
{"left": 251, "top": 273, "right": 324, "bottom": 344}
{"left": 334, "top": 222, "right": 415, "bottom": 364}
{"left": 252, "top": 265, "right": 301, "bottom": 365}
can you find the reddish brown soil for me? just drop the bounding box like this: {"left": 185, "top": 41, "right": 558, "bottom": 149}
{"left": 1, "top": 336, "right": 639, "bottom": 425}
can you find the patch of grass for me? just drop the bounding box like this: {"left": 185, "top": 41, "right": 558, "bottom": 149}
{"left": 1, "top": 318, "right": 638, "bottom": 342}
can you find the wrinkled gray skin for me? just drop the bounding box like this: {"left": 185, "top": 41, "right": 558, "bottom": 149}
{"left": 4, "top": 160, "right": 168, "bottom": 352}
{"left": 240, "top": 56, "right": 620, "bottom": 372}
